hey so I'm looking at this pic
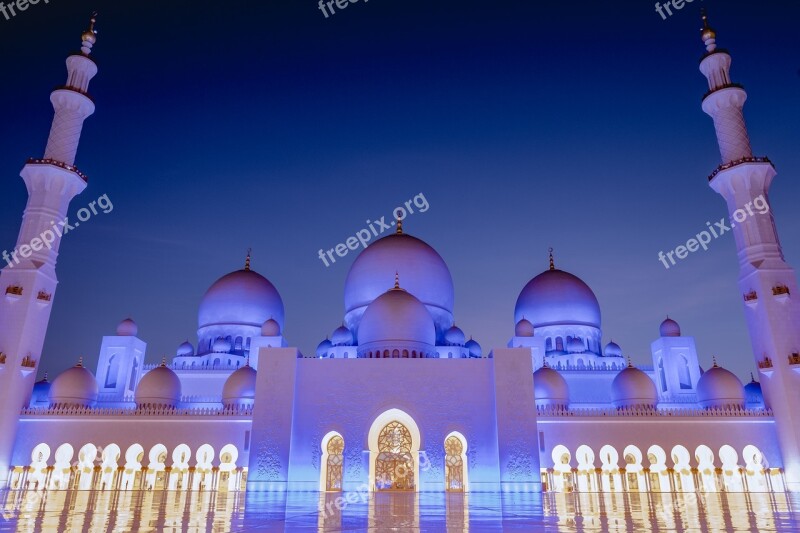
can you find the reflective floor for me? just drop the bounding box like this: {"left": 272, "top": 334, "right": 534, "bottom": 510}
{"left": 1, "top": 489, "right": 799, "bottom": 532}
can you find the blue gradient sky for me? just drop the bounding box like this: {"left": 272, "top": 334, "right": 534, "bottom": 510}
{"left": 1, "top": 0, "right": 798, "bottom": 381}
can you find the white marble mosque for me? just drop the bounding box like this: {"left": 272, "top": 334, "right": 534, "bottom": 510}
{"left": 1, "top": 11, "right": 800, "bottom": 503}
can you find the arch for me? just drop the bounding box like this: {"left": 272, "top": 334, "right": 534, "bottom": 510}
{"left": 100, "top": 444, "right": 121, "bottom": 490}
{"left": 128, "top": 357, "right": 139, "bottom": 391}
{"left": 695, "top": 445, "right": 717, "bottom": 492}
{"left": 402, "top": 350, "right": 409, "bottom": 358}
{"left": 549, "top": 445, "right": 573, "bottom": 493}
{"left": 194, "top": 444, "right": 215, "bottom": 491}
{"left": 719, "top": 444, "right": 744, "bottom": 491}
{"left": 743, "top": 444, "right": 768, "bottom": 492}
{"left": 670, "top": 445, "right": 694, "bottom": 492}
{"left": 599, "top": 445, "right": 621, "bottom": 492}
{"left": 575, "top": 445, "right": 597, "bottom": 492}
{"left": 145, "top": 444, "right": 168, "bottom": 490}
{"left": 169, "top": 444, "right": 192, "bottom": 490}
{"left": 320, "top": 431, "right": 344, "bottom": 492}
{"left": 368, "top": 409, "right": 421, "bottom": 492}
{"left": 658, "top": 358, "right": 667, "bottom": 392}
{"left": 105, "top": 354, "right": 119, "bottom": 388}
{"left": 678, "top": 355, "right": 692, "bottom": 389}
{"left": 647, "top": 445, "right": 669, "bottom": 492}
{"left": 50, "top": 443, "right": 74, "bottom": 490}
{"left": 120, "top": 443, "right": 145, "bottom": 490}
{"left": 623, "top": 445, "right": 644, "bottom": 492}
{"left": 444, "top": 431, "right": 469, "bottom": 492}
{"left": 28, "top": 443, "right": 51, "bottom": 490}
{"left": 219, "top": 444, "right": 240, "bottom": 492}
{"left": 392, "top": 349, "right": 400, "bottom": 358}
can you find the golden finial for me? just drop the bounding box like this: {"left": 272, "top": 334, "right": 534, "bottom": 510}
{"left": 246, "top": 355, "right": 251, "bottom": 367}
{"left": 43, "top": 371, "right": 48, "bottom": 382}
{"left": 712, "top": 356, "right": 719, "bottom": 368}
{"left": 750, "top": 372, "right": 756, "bottom": 383}
{"left": 81, "top": 12, "right": 98, "bottom": 46}
{"left": 245, "top": 248, "right": 252, "bottom": 271}
{"left": 394, "top": 271, "right": 400, "bottom": 289}
{"left": 160, "top": 356, "right": 167, "bottom": 367}
{"left": 627, "top": 356, "right": 633, "bottom": 368}
{"left": 396, "top": 218, "right": 403, "bottom": 235}
{"left": 700, "top": 8, "right": 716, "bottom": 43}
{"left": 542, "top": 358, "right": 550, "bottom": 369}
{"left": 77, "top": 356, "right": 83, "bottom": 368}
{"left": 548, "top": 247, "right": 555, "bottom": 271}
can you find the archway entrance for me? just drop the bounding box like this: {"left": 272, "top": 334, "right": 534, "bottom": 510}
{"left": 326, "top": 435, "right": 344, "bottom": 491}
{"left": 445, "top": 436, "right": 465, "bottom": 492}
{"left": 375, "top": 421, "right": 415, "bottom": 491}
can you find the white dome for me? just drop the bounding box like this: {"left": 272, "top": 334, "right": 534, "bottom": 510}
{"left": 135, "top": 363, "right": 181, "bottom": 408}
{"left": 604, "top": 341, "right": 622, "bottom": 358}
{"left": 465, "top": 338, "right": 482, "bottom": 358}
{"left": 331, "top": 326, "right": 354, "bottom": 346}
{"left": 222, "top": 365, "right": 257, "bottom": 407}
{"left": 612, "top": 365, "right": 658, "bottom": 409}
{"left": 515, "top": 268, "right": 601, "bottom": 329}
{"left": 212, "top": 337, "right": 232, "bottom": 353}
{"left": 358, "top": 287, "right": 435, "bottom": 351}
{"left": 344, "top": 232, "right": 454, "bottom": 333}
{"left": 697, "top": 363, "right": 745, "bottom": 409}
{"left": 533, "top": 366, "right": 570, "bottom": 407}
{"left": 515, "top": 318, "right": 535, "bottom": 337}
{"left": 198, "top": 268, "right": 284, "bottom": 331}
{"left": 444, "top": 325, "right": 466, "bottom": 346}
{"left": 116, "top": 318, "right": 138, "bottom": 336}
{"left": 316, "top": 338, "right": 332, "bottom": 358}
{"left": 49, "top": 362, "right": 99, "bottom": 407}
{"left": 262, "top": 318, "right": 281, "bottom": 336}
{"left": 176, "top": 341, "right": 194, "bottom": 357}
{"left": 660, "top": 317, "right": 681, "bottom": 337}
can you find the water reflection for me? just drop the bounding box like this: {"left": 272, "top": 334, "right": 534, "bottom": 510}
{"left": 1, "top": 489, "right": 797, "bottom": 531}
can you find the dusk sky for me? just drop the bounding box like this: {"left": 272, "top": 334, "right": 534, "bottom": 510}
{"left": 1, "top": 0, "right": 798, "bottom": 381}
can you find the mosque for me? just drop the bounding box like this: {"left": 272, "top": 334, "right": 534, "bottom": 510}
{"left": 0, "top": 11, "right": 799, "bottom": 497}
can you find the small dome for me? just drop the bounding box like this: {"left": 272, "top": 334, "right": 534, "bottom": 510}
{"left": 567, "top": 337, "right": 585, "bottom": 354}
{"left": 444, "top": 325, "right": 466, "bottom": 346}
{"left": 135, "top": 363, "right": 181, "bottom": 408}
{"left": 49, "top": 362, "right": 99, "bottom": 408}
{"left": 515, "top": 268, "right": 601, "bottom": 330}
{"left": 176, "top": 341, "right": 194, "bottom": 357}
{"left": 198, "top": 268, "right": 284, "bottom": 331}
{"left": 697, "top": 362, "right": 745, "bottom": 409}
{"left": 262, "top": 318, "right": 281, "bottom": 336}
{"left": 465, "top": 338, "right": 482, "bottom": 358}
{"left": 331, "top": 326, "right": 354, "bottom": 346}
{"left": 358, "top": 287, "right": 435, "bottom": 350}
{"left": 515, "top": 318, "right": 535, "bottom": 337}
{"left": 316, "top": 338, "right": 332, "bottom": 358}
{"left": 212, "top": 337, "right": 232, "bottom": 353}
{"left": 660, "top": 317, "right": 681, "bottom": 337}
{"left": 744, "top": 377, "right": 764, "bottom": 408}
{"left": 612, "top": 365, "right": 658, "bottom": 409}
{"left": 222, "top": 364, "right": 257, "bottom": 407}
{"left": 533, "top": 366, "right": 570, "bottom": 408}
{"left": 604, "top": 341, "right": 622, "bottom": 358}
{"left": 31, "top": 375, "right": 52, "bottom": 406}
{"left": 116, "top": 318, "right": 138, "bottom": 337}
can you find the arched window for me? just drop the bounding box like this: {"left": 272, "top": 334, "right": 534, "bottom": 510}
{"left": 375, "top": 421, "right": 414, "bottom": 491}
{"left": 128, "top": 358, "right": 138, "bottom": 392}
{"left": 402, "top": 350, "right": 409, "bottom": 358}
{"left": 392, "top": 349, "right": 400, "bottom": 358}
{"left": 546, "top": 338, "right": 552, "bottom": 351}
{"left": 105, "top": 354, "right": 119, "bottom": 388}
{"left": 445, "top": 436, "right": 464, "bottom": 492}
{"left": 679, "top": 355, "right": 692, "bottom": 389}
{"left": 325, "top": 436, "right": 344, "bottom": 491}
{"left": 555, "top": 337, "right": 564, "bottom": 352}
{"left": 658, "top": 358, "right": 667, "bottom": 392}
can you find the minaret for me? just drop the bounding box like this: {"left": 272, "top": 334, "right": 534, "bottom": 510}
{"left": 0, "top": 14, "right": 99, "bottom": 483}
{"left": 699, "top": 10, "right": 800, "bottom": 490}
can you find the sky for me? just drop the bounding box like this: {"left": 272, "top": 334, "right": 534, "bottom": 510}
{"left": 0, "top": 0, "right": 798, "bottom": 382}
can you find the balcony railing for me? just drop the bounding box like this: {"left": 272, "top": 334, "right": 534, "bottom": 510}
{"left": 26, "top": 158, "right": 88, "bottom": 182}
{"left": 708, "top": 156, "right": 773, "bottom": 182}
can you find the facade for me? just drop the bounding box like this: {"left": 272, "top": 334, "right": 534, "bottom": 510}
{"left": 1, "top": 12, "right": 799, "bottom": 497}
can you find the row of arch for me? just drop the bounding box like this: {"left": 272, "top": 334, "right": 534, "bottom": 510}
{"left": 545, "top": 443, "right": 782, "bottom": 493}
{"left": 320, "top": 418, "right": 469, "bottom": 492}
{"left": 11, "top": 442, "right": 246, "bottom": 493}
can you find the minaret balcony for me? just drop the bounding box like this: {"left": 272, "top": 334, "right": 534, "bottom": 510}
{"left": 758, "top": 356, "right": 774, "bottom": 375}
{"left": 772, "top": 285, "right": 790, "bottom": 302}
{"left": 788, "top": 353, "right": 800, "bottom": 367}
{"left": 5, "top": 285, "right": 23, "bottom": 299}
{"left": 25, "top": 158, "right": 88, "bottom": 183}
{"left": 743, "top": 290, "right": 758, "bottom": 307}
{"left": 36, "top": 291, "right": 52, "bottom": 304}
{"left": 702, "top": 82, "right": 744, "bottom": 101}
{"left": 708, "top": 156, "right": 773, "bottom": 182}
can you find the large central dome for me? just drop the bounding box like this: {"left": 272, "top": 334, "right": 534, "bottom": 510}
{"left": 515, "top": 268, "right": 601, "bottom": 329}
{"left": 198, "top": 268, "right": 285, "bottom": 330}
{"left": 344, "top": 231, "right": 454, "bottom": 337}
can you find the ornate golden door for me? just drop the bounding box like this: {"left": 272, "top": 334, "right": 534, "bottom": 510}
{"left": 375, "top": 421, "right": 415, "bottom": 491}
{"left": 326, "top": 435, "right": 344, "bottom": 491}
{"left": 444, "top": 436, "right": 464, "bottom": 492}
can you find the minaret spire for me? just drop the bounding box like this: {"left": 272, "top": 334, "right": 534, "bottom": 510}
{"left": 548, "top": 247, "right": 555, "bottom": 271}
{"left": 0, "top": 18, "right": 100, "bottom": 484}
{"left": 245, "top": 248, "right": 252, "bottom": 271}
{"left": 700, "top": 16, "right": 800, "bottom": 490}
